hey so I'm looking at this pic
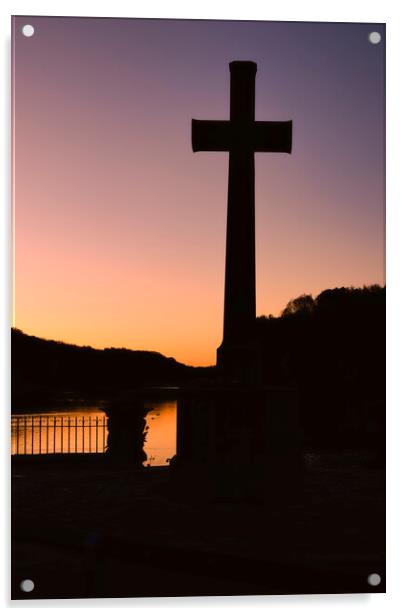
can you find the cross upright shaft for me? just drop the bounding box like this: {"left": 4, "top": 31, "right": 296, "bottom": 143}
{"left": 224, "top": 63, "right": 257, "bottom": 367}
{"left": 192, "top": 61, "right": 292, "bottom": 380}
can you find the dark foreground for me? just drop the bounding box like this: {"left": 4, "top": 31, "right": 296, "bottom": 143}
{"left": 11, "top": 452, "right": 385, "bottom": 599}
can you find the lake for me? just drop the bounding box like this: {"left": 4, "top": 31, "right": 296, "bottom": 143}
{"left": 11, "top": 399, "right": 177, "bottom": 466}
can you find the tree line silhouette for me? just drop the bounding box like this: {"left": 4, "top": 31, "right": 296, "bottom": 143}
{"left": 256, "top": 284, "right": 385, "bottom": 451}
{"left": 12, "top": 285, "right": 384, "bottom": 452}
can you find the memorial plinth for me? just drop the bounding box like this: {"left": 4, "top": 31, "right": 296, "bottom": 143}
{"left": 175, "top": 383, "right": 301, "bottom": 499}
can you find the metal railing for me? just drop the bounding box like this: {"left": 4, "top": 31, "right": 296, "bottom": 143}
{"left": 11, "top": 415, "right": 108, "bottom": 455}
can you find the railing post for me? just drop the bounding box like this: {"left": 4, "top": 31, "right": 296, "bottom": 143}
{"left": 15, "top": 418, "right": 18, "bottom": 454}
{"left": 39, "top": 417, "right": 42, "bottom": 454}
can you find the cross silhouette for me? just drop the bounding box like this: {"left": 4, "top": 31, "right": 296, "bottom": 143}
{"left": 192, "top": 61, "right": 292, "bottom": 378}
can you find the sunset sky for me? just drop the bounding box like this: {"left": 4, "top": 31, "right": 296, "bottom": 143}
{"left": 12, "top": 17, "right": 385, "bottom": 366}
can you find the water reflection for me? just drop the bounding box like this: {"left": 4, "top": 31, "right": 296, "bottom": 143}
{"left": 143, "top": 400, "right": 177, "bottom": 466}
{"left": 11, "top": 400, "right": 177, "bottom": 466}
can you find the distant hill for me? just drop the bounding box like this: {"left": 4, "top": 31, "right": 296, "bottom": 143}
{"left": 11, "top": 329, "right": 215, "bottom": 409}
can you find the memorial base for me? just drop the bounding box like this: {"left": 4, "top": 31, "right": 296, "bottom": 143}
{"left": 173, "top": 383, "right": 302, "bottom": 501}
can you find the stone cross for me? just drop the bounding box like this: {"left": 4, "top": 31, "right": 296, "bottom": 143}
{"left": 192, "top": 61, "right": 292, "bottom": 379}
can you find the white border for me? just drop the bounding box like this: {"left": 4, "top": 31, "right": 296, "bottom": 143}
{"left": 1, "top": 1, "right": 401, "bottom": 614}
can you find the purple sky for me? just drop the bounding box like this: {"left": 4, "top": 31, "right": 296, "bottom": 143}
{"left": 13, "top": 17, "right": 385, "bottom": 365}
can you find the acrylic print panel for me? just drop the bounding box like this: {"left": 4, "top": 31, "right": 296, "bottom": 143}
{"left": 11, "top": 16, "right": 385, "bottom": 599}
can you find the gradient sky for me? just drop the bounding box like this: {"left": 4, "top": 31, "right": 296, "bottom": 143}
{"left": 12, "top": 17, "right": 385, "bottom": 366}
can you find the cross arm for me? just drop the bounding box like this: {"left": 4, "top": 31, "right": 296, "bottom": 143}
{"left": 192, "top": 119, "right": 292, "bottom": 153}
{"left": 252, "top": 121, "right": 292, "bottom": 153}
{"left": 192, "top": 120, "right": 232, "bottom": 152}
